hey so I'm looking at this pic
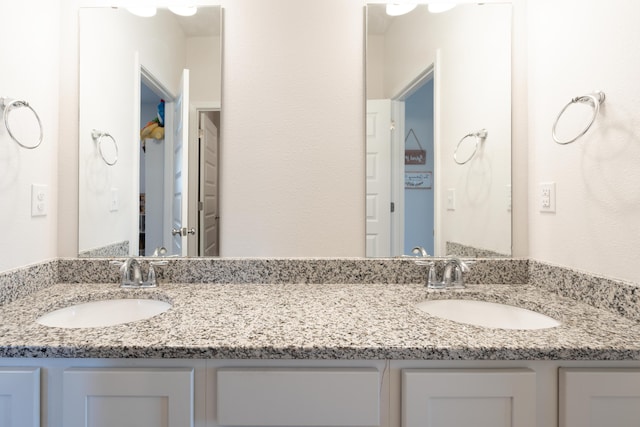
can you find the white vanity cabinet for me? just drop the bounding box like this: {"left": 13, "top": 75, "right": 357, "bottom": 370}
{"left": 401, "top": 369, "right": 536, "bottom": 427}
{"left": 0, "top": 367, "right": 40, "bottom": 427}
{"left": 559, "top": 368, "right": 640, "bottom": 427}
{"left": 5, "top": 358, "right": 640, "bottom": 427}
{"left": 63, "top": 367, "right": 195, "bottom": 427}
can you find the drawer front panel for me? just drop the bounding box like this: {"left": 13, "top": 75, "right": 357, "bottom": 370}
{"left": 217, "top": 368, "right": 380, "bottom": 426}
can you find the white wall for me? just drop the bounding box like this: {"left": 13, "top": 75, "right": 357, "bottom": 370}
{"left": 438, "top": 4, "right": 511, "bottom": 256}
{"left": 187, "top": 36, "right": 222, "bottom": 104}
{"left": 219, "top": 0, "right": 365, "bottom": 256}
{"left": 0, "top": 0, "right": 60, "bottom": 272}
{"left": 527, "top": 0, "right": 640, "bottom": 283}
{"left": 366, "top": 34, "right": 385, "bottom": 99}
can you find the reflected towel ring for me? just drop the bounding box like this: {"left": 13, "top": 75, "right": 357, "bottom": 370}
{"left": 454, "top": 129, "right": 487, "bottom": 165}
{"left": 552, "top": 91, "right": 605, "bottom": 145}
{"left": 92, "top": 129, "right": 118, "bottom": 166}
{"left": 0, "top": 97, "right": 43, "bottom": 149}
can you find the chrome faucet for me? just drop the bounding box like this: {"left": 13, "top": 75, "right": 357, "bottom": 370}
{"left": 411, "top": 246, "right": 430, "bottom": 257}
{"left": 111, "top": 258, "right": 167, "bottom": 288}
{"left": 442, "top": 257, "right": 470, "bottom": 288}
{"left": 419, "top": 257, "right": 472, "bottom": 289}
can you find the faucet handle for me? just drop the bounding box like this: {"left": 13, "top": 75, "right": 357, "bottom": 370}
{"left": 109, "top": 260, "right": 128, "bottom": 276}
{"left": 459, "top": 259, "right": 475, "bottom": 273}
{"left": 142, "top": 260, "right": 168, "bottom": 288}
{"left": 450, "top": 259, "right": 475, "bottom": 288}
{"left": 416, "top": 260, "right": 446, "bottom": 289}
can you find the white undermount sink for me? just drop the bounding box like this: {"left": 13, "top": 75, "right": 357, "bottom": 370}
{"left": 415, "top": 299, "right": 561, "bottom": 330}
{"left": 36, "top": 298, "right": 172, "bottom": 328}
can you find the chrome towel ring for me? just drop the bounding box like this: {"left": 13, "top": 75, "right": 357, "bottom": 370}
{"left": 0, "top": 97, "right": 43, "bottom": 149}
{"left": 454, "top": 129, "right": 487, "bottom": 165}
{"left": 92, "top": 129, "right": 118, "bottom": 166}
{"left": 552, "top": 91, "right": 605, "bottom": 145}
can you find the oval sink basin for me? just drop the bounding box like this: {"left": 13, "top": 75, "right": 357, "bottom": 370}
{"left": 36, "top": 299, "right": 171, "bottom": 329}
{"left": 416, "top": 299, "right": 561, "bottom": 330}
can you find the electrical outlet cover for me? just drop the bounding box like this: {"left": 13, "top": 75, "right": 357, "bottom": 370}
{"left": 539, "top": 182, "right": 556, "bottom": 213}
{"left": 31, "top": 184, "right": 48, "bottom": 217}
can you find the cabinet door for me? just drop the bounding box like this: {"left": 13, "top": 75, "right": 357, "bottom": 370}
{"left": 63, "top": 367, "right": 193, "bottom": 427}
{"left": 560, "top": 368, "right": 640, "bottom": 427}
{"left": 0, "top": 367, "right": 40, "bottom": 427}
{"left": 402, "top": 369, "right": 536, "bottom": 427}
{"left": 217, "top": 368, "right": 381, "bottom": 426}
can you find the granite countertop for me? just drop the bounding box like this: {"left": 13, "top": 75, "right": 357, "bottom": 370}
{"left": 1, "top": 281, "right": 639, "bottom": 360}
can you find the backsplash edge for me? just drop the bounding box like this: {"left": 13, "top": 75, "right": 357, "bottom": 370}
{"left": 529, "top": 260, "right": 640, "bottom": 322}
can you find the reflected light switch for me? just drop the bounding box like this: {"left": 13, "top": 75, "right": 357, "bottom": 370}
{"left": 447, "top": 188, "right": 456, "bottom": 210}
{"left": 110, "top": 188, "right": 119, "bottom": 212}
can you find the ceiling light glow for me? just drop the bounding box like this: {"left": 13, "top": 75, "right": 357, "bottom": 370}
{"left": 386, "top": 3, "right": 418, "bottom": 16}
{"left": 428, "top": 3, "right": 456, "bottom": 13}
{"left": 168, "top": 6, "right": 198, "bottom": 17}
{"left": 126, "top": 7, "right": 157, "bottom": 17}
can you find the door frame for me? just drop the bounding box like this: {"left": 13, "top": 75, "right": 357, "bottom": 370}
{"left": 188, "top": 101, "right": 221, "bottom": 256}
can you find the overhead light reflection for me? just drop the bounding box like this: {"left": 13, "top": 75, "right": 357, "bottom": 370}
{"left": 126, "top": 6, "right": 157, "bottom": 17}
{"left": 386, "top": 3, "right": 418, "bottom": 16}
{"left": 168, "top": 6, "right": 198, "bottom": 17}
{"left": 428, "top": 3, "right": 456, "bottom": 13}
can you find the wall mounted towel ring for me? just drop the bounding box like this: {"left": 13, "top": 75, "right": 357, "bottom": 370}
{"left": 0, "top": 97, "right": 43, "bottom": 149}
{"left": 552, "top": 91, "right": 605, "bottom": 145}
{"left": 454, "top": 129, "right": 487, "bottom": 165}
{"left": 92, "top": 129, "right": 118, "bottom": 166}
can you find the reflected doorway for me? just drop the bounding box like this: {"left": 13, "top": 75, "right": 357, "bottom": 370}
{"left": 195, "top": 110, "right": 220, "bottom": 256}
{"left": 139, "top": 79, "right": 173, "bottom": 256}
{"left": 402, "top": 78, "right": 434, "bottom": 256}
{"left": 366, "top": 68, "right": 436, "bottom": 257}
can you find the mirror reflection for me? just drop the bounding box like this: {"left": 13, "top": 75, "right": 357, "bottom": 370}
{"left": 366, "top": 2, "right": 512, "bottom": 258}
{"left": 78, "top": 6, "right": 221, "bottom": 257}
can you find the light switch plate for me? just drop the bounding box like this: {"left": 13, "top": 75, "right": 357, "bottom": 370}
{"left": 31, "top": 184, "right": 48, "bottom": 217}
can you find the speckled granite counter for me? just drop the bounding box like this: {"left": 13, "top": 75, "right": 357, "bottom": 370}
{"left": 1, "top": 280, "right": 639, "bottom": 360}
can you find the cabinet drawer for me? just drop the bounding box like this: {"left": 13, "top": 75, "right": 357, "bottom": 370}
{"left": 217, "top": 367, "right": 380, "bottom": 426}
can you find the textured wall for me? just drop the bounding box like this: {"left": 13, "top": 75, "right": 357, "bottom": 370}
{"left": 527, "top": 0, "right": 640, "bottom": 282}
{"left": 219, "top": 0, "right": 365, "bottom": 256}
{"left": 0, "top": 0, "right": 60, "bottom": 272}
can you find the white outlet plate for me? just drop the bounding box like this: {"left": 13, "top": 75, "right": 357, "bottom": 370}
{"left": 539, "top": 182, "right": 556, "bottom": 213}
{"left": 506, "top": 184, "right": 512, "bottom": 212}
{"left": 31, "top": 184, "right": 48, "bottom": 217}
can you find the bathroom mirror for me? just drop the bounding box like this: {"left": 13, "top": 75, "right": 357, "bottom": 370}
{"left": 78, "top": 6, "right": 221, "bottom": 257}
{"left": 366, "top": 2, "right": 512, "bottom": 258}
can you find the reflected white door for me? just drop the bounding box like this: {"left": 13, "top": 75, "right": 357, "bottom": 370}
{"left": 171, "top": 69, "right": 190, "bottom": 256}
{"left": 366, "top": 99, "right": 392, "bottom": 257}
{"left": 199, "top": 112, "right": 219, "bottom": 256}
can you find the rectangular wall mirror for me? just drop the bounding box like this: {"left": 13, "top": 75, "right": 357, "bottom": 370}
{"left": 78, "top": 6, "right": 221, "bottom": 257}
{"left": 366, "top": 2, "right": 512, "bottom": 258}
